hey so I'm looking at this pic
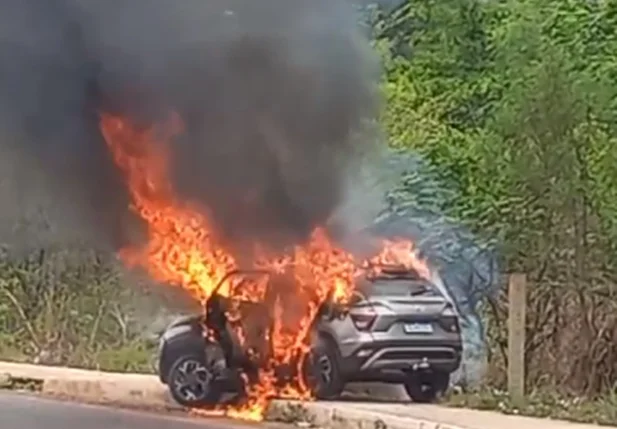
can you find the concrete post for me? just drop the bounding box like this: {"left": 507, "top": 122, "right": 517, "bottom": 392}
{"left": 507, "top": 273, "right": 526, "bottom": 405}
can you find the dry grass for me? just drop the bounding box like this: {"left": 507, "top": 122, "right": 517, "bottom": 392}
{"left": 444, "top": 387, "right": 617, "bottom": 426}
{"left": 449, "top": 272, "right": 617, "bottom": 425}
{"left": 484, "top": 275, "right": 617, "bottom": 394}
{"left": 0, "top": 246, "right": 184, "bottom": 373}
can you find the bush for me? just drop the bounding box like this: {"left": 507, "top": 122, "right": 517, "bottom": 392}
{"left": 0, "top": 245, "right": 175, "bottom": 372}
{"left": 374, "top": 0, "right": 617, "bottom": 399}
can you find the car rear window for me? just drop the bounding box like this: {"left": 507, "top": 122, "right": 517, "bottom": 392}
{"left": 366, "top": 279, "right": 438, "bottom": 297}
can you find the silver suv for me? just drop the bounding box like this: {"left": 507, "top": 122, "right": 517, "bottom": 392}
{"left": 157, "top": 265, "right": 462, "bottom": 406}
{"left": 308, "top": 265, "right": 462, "bottom": 402}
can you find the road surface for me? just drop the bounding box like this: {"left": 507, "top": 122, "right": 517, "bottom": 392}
{"left": 0, "top": 391, "right": 266, "bottom": 429}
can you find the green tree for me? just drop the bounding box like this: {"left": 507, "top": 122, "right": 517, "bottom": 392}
{"left": 378, "top": 0, "right": 617, "bottom": 393}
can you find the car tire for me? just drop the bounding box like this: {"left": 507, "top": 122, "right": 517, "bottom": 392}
{"left": 403, "top": 371, "right": 450, "bottom": 403}
{"left": 167, "top": 344, "right": 225, "bottom": 408}
{"left": 304, "top": 336, "right": 345, "bottom": 400}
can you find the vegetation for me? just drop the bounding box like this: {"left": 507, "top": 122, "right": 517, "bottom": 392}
{"left": 372, "top": 0, "right": 617, "bottom": 423}
{"left": 0, "top": 246, "right": 184, "bottom": 373}
{"left": 445, "top": 387, "right": 617, "bottom": 426}
{"left": 2, "top": 0, "right": 617, "bottom": 424}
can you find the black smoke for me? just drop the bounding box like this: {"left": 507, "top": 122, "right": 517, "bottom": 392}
{"left": 0, "top": 0, "right": 379, "bottom": 255}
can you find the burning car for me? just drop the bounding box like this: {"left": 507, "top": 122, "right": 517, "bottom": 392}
{"left": 99, "top": 114, "right": 462, "bottom": 416}
{"left": 157, "top": 263, "right": 462, "bottom": 407}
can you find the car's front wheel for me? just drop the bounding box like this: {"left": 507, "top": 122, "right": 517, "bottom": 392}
{"left": 167, "top": 345, "right": 224, "bottom": 407}
{"left": 403, "top": 370, "right": 450, "bottom": 403}
{"left": 303, "top": 336, "right": 345, "bottom": 400}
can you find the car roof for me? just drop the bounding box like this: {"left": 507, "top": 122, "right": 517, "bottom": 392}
{"left": 354, "top": 265, "right": 441, "bottom": 297}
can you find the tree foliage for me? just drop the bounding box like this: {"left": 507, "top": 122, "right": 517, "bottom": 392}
{"left": 373, "top": 0, "right": 617, "bottom": 393}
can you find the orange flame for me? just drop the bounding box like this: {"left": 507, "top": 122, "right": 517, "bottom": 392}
{"left": 99, "top": 111, "right": 429, "bottom": 420}
{"left": 366, "top": 239, "right": 431, "bottom": 280}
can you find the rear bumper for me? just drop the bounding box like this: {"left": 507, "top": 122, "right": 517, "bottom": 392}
{"left": 339, "top": 340, "right": 462, "bottom": 381}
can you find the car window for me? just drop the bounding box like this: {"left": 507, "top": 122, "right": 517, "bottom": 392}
{"left": 365, "top": 279, "right": 438, "bottom": 297}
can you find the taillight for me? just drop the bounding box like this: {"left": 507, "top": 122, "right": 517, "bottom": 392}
{"left": 350, "top": 312, "right": 377, "bottom": 331}
{"left": 440, "top": 317, "right": 459, "bottom": 333}
{"left": 440, "top": 304, "right": 460, "bottom": 332}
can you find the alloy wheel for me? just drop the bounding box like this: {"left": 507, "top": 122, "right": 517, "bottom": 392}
{"left": 172, "top": 358, "right": 213, "bottom": 402}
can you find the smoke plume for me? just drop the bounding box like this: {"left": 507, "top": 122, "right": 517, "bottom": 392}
{"left": 0, "top": 0, "right": 379, "bottom": 254}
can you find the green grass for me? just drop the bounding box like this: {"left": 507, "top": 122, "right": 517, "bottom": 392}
{"left": 0, "top": 341, "right": 158, "bottom": 374}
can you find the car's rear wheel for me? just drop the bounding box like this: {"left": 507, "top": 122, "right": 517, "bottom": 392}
{"left": 304, "top": 336, "right": 345, "bottom": 400}
{"left": 403, "top": 370, "right": 450, "bottom": 403}
{"left": 167, "top": 344, "right": 225, "bottom": 407}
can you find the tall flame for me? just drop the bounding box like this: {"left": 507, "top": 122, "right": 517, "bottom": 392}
{"left": 99, "top": 111, "right": 429, "bottom": 420}
{"left": 100, "top": 112, "right": 236, "bottom": 301}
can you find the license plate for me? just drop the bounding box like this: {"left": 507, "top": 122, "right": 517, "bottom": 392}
{"left": 403, "top": 323, "right": 433, "bottom": 334}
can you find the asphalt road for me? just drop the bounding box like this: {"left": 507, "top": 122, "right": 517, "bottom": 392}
{"left": 0, "top": 392, "right": 266, "bottom": 429}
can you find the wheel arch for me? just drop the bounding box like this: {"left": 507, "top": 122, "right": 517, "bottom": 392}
{"left": 312, "top": 328, "right": 341, "bottom": 356}
{"left": 306, "top": 330, "right": 346, "bottom": 400}
{"left": 159, "top": 329, "right": 207, "bottom": 384}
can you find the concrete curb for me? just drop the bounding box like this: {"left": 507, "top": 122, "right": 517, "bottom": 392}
{"left": 41, "top": 377, "right": 173, "bottom": 409}
{"left": 1, "top": 362, "right": 611, "bottom": 429}
{"left": 0, "top": 361, "right": 178, "bottom": 410}
{"left": 0, "top": 362, "right": 465, "bottom": 427}
{"left": 265, "top": 400, "right": 462, "bottom": 429}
